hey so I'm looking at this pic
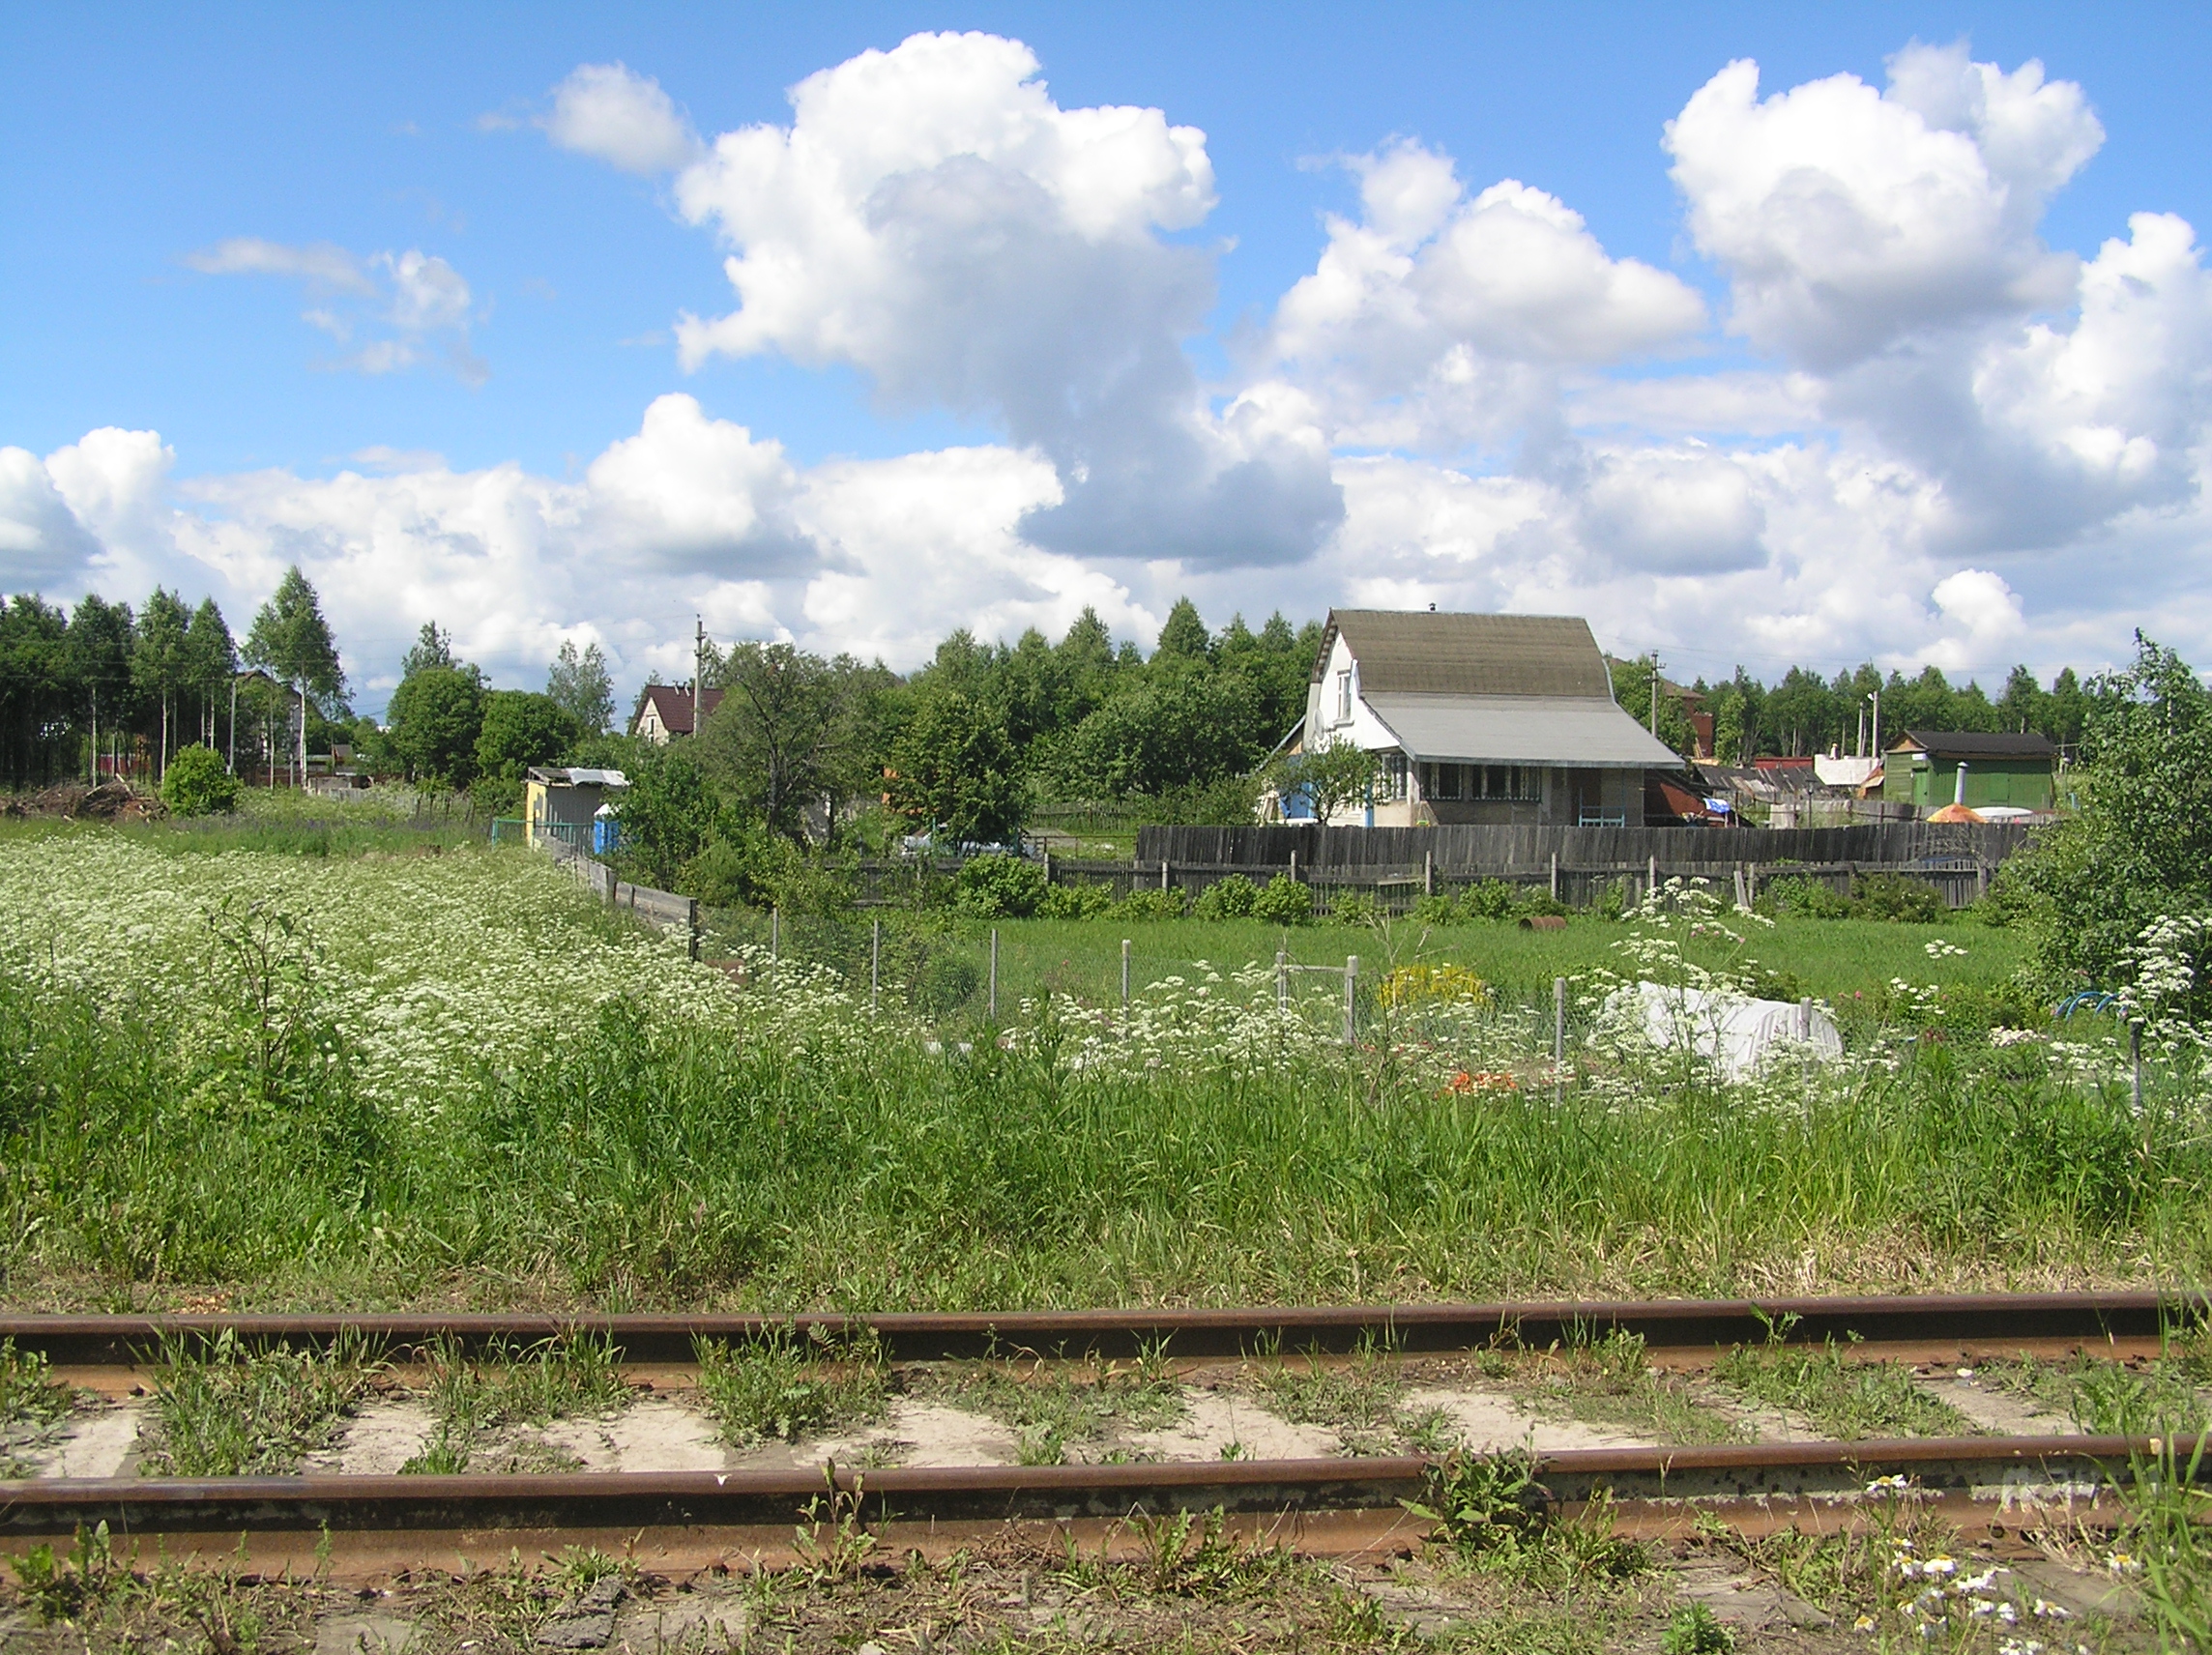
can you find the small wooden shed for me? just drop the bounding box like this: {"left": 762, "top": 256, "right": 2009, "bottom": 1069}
{"left": 523, "top": 766, "right": 628, "bottom": 849}
{"left": 1880, "top": 732, "right": 2054, "bottom": 812}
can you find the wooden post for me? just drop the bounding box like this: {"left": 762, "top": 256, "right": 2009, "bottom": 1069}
{"left": 1344, "top": 955, "right": 1358, "bottom": 1045}
{"left": 1797, "top": 998, "right": 1812, "bottom": 1042}
{"left": 989, "top": 928, "right": 999, "bottom": 1023}
{"left": 871, "top": 919, "right": 881, "bottom": 1014}
{"left": 687, "top": 899, "right": 700, "bottom": 963}
{"left": 1121, "top": 938, "right": 1131, "bottom": 1013}
{"left": 1553, "top": 977, "right": 1566, "bottom": 1104}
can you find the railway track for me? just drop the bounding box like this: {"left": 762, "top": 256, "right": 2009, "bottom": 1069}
{"left": 2, "top": 1292, "right": 2204, "bottom": 1576}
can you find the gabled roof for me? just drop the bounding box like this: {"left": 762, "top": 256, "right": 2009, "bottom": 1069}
{"left": 631, "top": 683, "right": 725, "bottom": 737}
{"left": 527, "top": 767, "right": 628, "bottom": 788}
{"left": 1891, "top": 730, "right": 2055, "bottom": 760}
{"left": 1319, "top": 610, "right": 1614, "bottom": 698}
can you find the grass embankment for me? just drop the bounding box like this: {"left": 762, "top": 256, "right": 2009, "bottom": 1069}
{"left": 0, "top": 819, "right": 2200, "bottom": 1314}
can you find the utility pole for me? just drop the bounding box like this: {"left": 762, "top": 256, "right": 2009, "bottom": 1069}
{"left": 1649, "top": 653, "right": 1661, "bottom": 736}
{"left": 692, "top": 617, "right": 706, "bottom": 738}
{"left": 1869, "top": 689, "right": 1880, "bottom": 763}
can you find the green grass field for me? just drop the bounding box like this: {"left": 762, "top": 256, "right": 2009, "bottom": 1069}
{"left": 0, "top": 815, "right": 2198, "bottom": 1315}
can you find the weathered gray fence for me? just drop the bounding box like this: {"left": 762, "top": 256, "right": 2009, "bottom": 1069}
{"left": 544, "top": 839, "right": 700, "bottom": 956}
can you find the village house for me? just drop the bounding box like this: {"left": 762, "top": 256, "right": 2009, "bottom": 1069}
{"left": 523, "top": 766, "right": 627, "bottom": 852}
{"left": 628, "top": 683, "right": 724, "bottom": 744}
{"left": 1295, "top": 609, "right": 1680, "bottom": 827}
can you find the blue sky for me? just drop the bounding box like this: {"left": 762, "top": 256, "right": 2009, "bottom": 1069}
{"left": 6, "top": 3, "right": 2211, "bottom": 709}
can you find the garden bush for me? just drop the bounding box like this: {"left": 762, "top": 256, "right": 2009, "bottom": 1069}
{"left": 1460, "top": 879, "right": 1520, "bottom": 920}
{"left": 1849, "top": 872, "right": 1943, "bottom": 922}
{"left": 955, "top": 853, "right": 1048, "bottom": 918}
{"left": 1759, "top": 874, "right": 1852, "bottom": 920}
{"left": 1327, "top": 889, "right": 1381, "bottom": 925}
{"left": 1192, "top": 874, "right": 1259, "bottom": 920}
{"left": 1117, "top": 888, "right": 1187, "bottom": 921}
{"left": 1038, "top": 881, "right": 1113, "bottom": 919}
{"left": 158, "top": 743, "right": 241, "bottom": 818}
{"left": 1410, "top": 892, "right": 1458, "bottom": 925}
{"left": 1249, "top": 873, "right": 1314, "bottom": 926}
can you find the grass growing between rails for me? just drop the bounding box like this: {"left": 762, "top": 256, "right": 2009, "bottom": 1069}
{"left": 138, "top": 1329, "right": 378, "bottom": 1476}
{"left": 694, "top": 1328, "right": 891, "bottom": 1451}
{"left": 400, "top": 1333, "right": 632, "bottom": 1474}
{"left": 3, "top": 823, "right": 2211, "bottom": 1315}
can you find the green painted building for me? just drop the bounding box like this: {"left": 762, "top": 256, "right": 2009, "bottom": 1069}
{"left": 1880, "top": 730, "right": 2055, "bottom": 811}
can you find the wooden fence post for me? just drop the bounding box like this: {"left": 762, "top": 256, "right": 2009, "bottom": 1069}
{"left": 687, "top": 899, "right": 700, "bottom": 963}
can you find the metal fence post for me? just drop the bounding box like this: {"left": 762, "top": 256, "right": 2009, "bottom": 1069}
{"left": 771, "top": 906, "right": 779, "bottom": 961}
{"left": 1161, "top": 858, "right": 1171, "bottom": 893}
{"left": 871, "top": 919, "right": 881, "bottom": 1014}
{"left": 1276, "top": 948, "right": 1289, "bottom": 1011}
{"left": 1648, "top": 853, "right": 1657, "bottom": 900}
{"left": 1345, "top": 955, "right": 1358, "bottom": 1046}
{"left": 2132, "top": 1020, "right": 2144, "bottom": 1117}
{"left": 1553, "top": 976, "right": 1566, "bottom": 1103}
{"left": 1797, "top": 997, "right": 1812, "bottom": 1042}
{"left": 1423, "top": 850, "right": 1434, "bottom": 897}
{"left": 990, "top": 928, "right": 999, "bottom": 1023}
{"left": 687, "top": 899, "right": 700, "bottom": 963}
{"left": 1121, "top": 938, "right": 1131, "bottom": 1014}
{"left": 1550, "top": 852, "right": 1559, "bottom": 903}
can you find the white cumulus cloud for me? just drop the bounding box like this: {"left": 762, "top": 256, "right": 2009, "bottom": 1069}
{"left": 541, "top": 62, "right": 700, "bottom": 174}
{"left": 184, "top": 239, "right": 485, "bottom": 383}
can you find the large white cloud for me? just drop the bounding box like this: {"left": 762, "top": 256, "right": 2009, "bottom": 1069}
{"left": 1270, "top": 142, "right": 1705, "bottom": 450}
{"left": 606, "top": 31, "right": 1340, "bottom": 567}
{"left": 1667, "top": 42, "right": 2101, "bottom": 368}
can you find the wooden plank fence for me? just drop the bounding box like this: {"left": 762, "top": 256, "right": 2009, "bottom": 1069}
{"left": 544, "top": 840, "right": 700, "bottom": 957}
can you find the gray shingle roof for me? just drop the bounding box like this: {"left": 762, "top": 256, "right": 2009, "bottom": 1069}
{"left": 1896, "top": 730, "right": 2055, "bottom": 760}
{"left": 1322, "top": 610, "right": 1614, "bottom": 698}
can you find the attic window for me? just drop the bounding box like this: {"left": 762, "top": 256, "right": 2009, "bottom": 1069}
{"left": 1334, "top": 670, "right": 1353, "bottom": 724}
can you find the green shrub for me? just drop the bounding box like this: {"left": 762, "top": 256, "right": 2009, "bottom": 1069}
{"left": 1410, "top": 892, "right": 1459, "bottom": 925}
{"left": 1511, "top": 886, "right": 1568, "bottom": 919}
{"left": 1250, "top": 873, "right": 1314, "bottom": 926}
{"left": 1327, "top": 890, "right": 1381, "bottom": 926}
{"left": 1590, "top": 878, "right": 1630, "bottom": 921}
{"left": 1193, "top": 874, "right": 1259, "bottom": 920}
{"left": 1759, "top": 874, "right": 1851, "bottom": 919}
{"left": 1118, "top": 888, "right": 1187, "bottom": 921}
{"left": 1460, "top": 879, "right": 1519, "bottom": 920}
{"left": 159, "top": 744, "right": 241, "bottom": 818}
{"left": 1039, "top": 881, "right": 1113, "bottom": 919}
{"left": 1850, "top": 872, "right": 1944, "bottom": 922}
{"left": 955, "top": 853, "right": 1048, "bottom": 918}
{"left": 917, "top": 954, "right": 980, "bottom": 1016}
{"left": 678, "top": 837, "right": 760, "bottom": 909}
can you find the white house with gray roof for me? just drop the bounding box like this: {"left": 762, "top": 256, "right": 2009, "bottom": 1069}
{"left": 1298, "top": 609, "right": 1679, "bottom": 828}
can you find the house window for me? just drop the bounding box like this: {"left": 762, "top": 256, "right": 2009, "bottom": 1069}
{"left": 1425, "top": 762, "right": 1463, "bottom": 800}
{"left": 1335, "top": 670, "right": 1353, "bottom": 724}
{"left": 1382, "top": 752, "right": 1408, "bottom": 801}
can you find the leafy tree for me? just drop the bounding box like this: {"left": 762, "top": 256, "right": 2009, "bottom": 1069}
{"left": 0, "top": 595, "right": 74, "bottom": 788}
{"left": 64, "top": 594, "right": 135, "bottom": 777}
{"left": 385, "top": 663, "right": 486, "bottom": 786}
{"left": 701, "top": 642, "right": 883, "bottom": 843}
{"left": 1272, "top": 740, "right": 1382, "bottom": 827}
{"left": 545, "top": 639, "right": 615, "bottom": 734}
{"left": 1061, "top": 670, "right": 1263, "bottom": 798}
{"left": 473, "top": 690, "right": 578, "bottom": 782}
{"left": 2011, "top": 634, "right": 2212, "bottom": 1008}
{"left": 611, "top": 741, "right": 722, "bottom": 889}
{"left": 888, "top": 690, "right": 1023, "bottom": 843}
{"left": 160, "top": 742, "right": 242, "bottom": 817}
{"left": 1154, "top": 596, "right": 1211, "bottom": 661}
{"left": 1607, "top": 656, "right": 1699, "bottom": 758}
{"left": 400, "top": 621, "right": 457, "bottom": 681}
{"left": 244, "top": 566, "right": 347, "bottom": 782}
{"left": 132, "top": 587, "right": 192, "bottom": 774}
{"left": 183, "top": 598, "right": 237, "bottom": 750}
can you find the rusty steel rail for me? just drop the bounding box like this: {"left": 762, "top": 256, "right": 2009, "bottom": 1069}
{"left": 0, "top": 1437, "right": 2187, "bottom": 1552}
{"left": 0, "top": 1291, "right": 2197, "bottom": 1366}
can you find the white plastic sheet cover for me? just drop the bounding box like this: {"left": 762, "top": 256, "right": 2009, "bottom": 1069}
{"left": 1599, "top": 980, "right": 1843, "bottom": 1079}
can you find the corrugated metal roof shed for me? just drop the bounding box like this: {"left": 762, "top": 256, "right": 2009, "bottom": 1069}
{"left": 1365, "top": 694, "right": 1680, "bottom": 768}
{"left": 1321, "top": 611, "right": 1613, "bottom": 698}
